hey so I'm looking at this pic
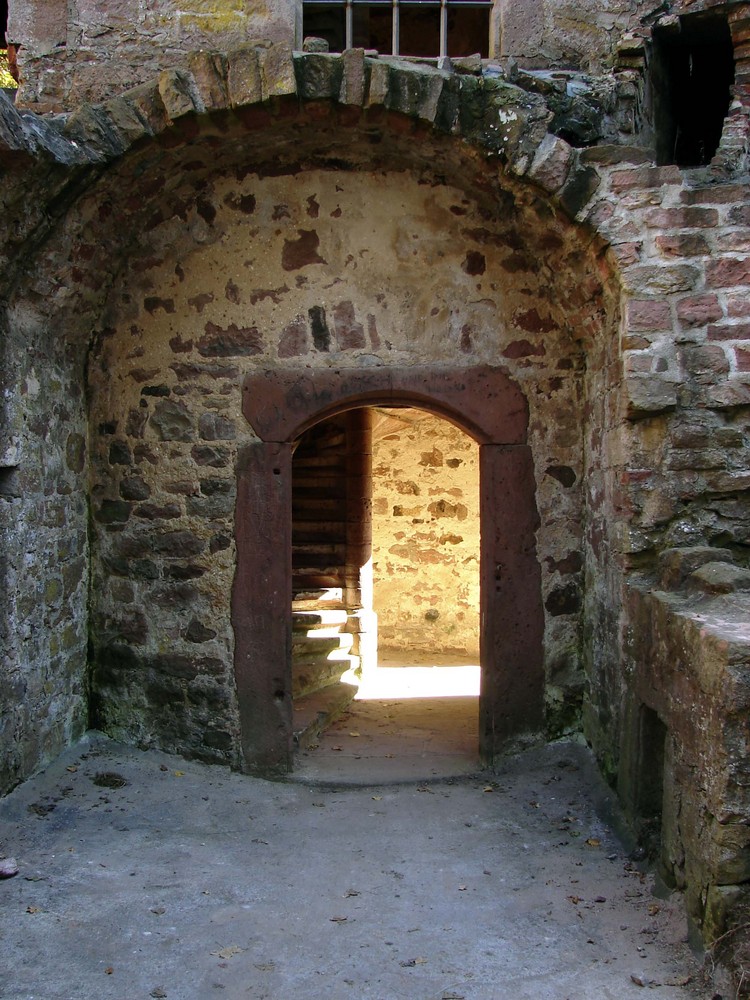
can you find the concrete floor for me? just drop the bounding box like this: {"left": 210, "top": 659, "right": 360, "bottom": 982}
{"left": 0, "top": 705, "right": 714, "bottom": 1000}
{"left": 0, "top": 671, "right": 714, "bottom": 1000}
{"left": 294, "top": 658, "right": 482, "bottom": 784}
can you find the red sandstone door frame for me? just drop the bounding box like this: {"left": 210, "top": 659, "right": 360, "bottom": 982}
{"left": 233, "top": 366, "right": 544, "bottom": 776}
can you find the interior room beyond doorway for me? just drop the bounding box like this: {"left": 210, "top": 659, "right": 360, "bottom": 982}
{"left": 293, "top": 406, "right": 481, "bottom": 782}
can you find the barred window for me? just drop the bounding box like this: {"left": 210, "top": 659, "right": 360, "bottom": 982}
{"left": 303, "top": 0, "right": 492, "bottom": 59}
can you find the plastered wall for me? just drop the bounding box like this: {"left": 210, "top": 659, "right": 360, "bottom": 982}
{"left": 85, "top": 167, "right": 592, "bottom": 759}
{"left": 371, "top": 408, "right": 480, "bottom": 658}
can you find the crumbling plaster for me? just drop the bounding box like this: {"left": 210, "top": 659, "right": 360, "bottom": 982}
{"left": 371, "top": 408, "right": 481, "bottom": 658}
{"left": 85, "top": 166, "right": 591, "bottom": 758}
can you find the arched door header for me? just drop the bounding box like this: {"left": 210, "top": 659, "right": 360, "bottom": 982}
{"left": 242, "top": 366, "right": 528, "bottom": 445}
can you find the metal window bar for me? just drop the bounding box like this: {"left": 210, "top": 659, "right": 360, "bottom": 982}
{"left": 304, "top": 0, "right": 490, "bottom": 57}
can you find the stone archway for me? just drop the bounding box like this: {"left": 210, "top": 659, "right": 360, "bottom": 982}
{"left": 234, "top": 365, "right": 543, "bottom": 775}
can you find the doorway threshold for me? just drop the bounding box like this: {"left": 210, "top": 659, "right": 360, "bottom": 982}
{"left": 291, "top": 659, "right": 482, "bottom": 786}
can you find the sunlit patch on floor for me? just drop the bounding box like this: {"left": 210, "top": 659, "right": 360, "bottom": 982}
{"left": 355, "top": 663, "right": 481, "bottom": 700}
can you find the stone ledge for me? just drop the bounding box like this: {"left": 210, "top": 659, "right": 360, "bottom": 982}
{"left": 624, "top": 580, "right": 750, "bottom": 941}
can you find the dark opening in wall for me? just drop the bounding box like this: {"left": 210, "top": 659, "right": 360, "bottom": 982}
{"left": 0, "top": 1, "right": 7, "bottom": 46}
{"left": 0, "top": 467, "right": 21, "bottom": 498}
{"left": 635, "top": 706, "right": 667, "bottom": 861}
{"left": 651, "top": 13, "right": 735, "bottom": 166}
{"left": 303, "top": 0, "right": 490, "bottom": 57}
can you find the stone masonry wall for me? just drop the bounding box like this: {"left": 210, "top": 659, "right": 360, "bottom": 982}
{"left": 9, "top": 0, "right": 296, "bottom": 111}
{"left": 498, "top": 0, "right": 635, "bottom": 72}
{"left": 0, "top": 299, "right": 90, "bottom": 793}
{"left": 371, "top": 409, "right": 480, "bottom": 658}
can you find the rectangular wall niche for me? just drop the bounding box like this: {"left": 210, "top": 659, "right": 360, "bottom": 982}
{"left": 651, "top": 12, "right": 735, "bottom": 167}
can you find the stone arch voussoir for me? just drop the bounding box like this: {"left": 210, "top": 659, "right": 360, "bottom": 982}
{"left": 1, "top": 43, "right": 602, "bottom": 224}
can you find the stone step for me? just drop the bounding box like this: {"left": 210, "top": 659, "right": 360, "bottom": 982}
{"left": 292, "top": 541, "right": 347, "bottom": 558}
{"left": 293, "top": 572, "right": 345, "bottom": 590}
{"left": 292, "top": 586, "right": 345, "bottom": 610}
{"left": 292, "top": 680, "right": 358, "bottom": 750}
{"left": 292, "top": 630, "right": 354, "bottom": 655}
{"left": 292, "top": 609, "right": 349, "bottom": 629}
{"left": 293, "top": 652, "right": 359, "bottom": 699}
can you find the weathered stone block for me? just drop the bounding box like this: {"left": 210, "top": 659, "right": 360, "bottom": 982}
{"left": 609, "top": 165, "right": 681, "bottom": 192}
{"left": 706, "top": 257, "right": 750, "bottom": 288}
{"left": 197, "top": 322, "right": 262, "bottom": 357}
{"left": 150, "top": 399, "right": 194, "bottom": 442}
{"left": 66, "top": 433, "right": 86, "bottom": 473}
{"left": 191, "top": 445, "right": 229, "bottom": 468}
{"left": 186, "top": 493, "right": 234, "bottom": 518}
{"left": 681, "top": 344, "right": 730, "bottom": 383}
{"left": 109, "top": 441, "right": 132, "bottom": 466}
{"left": 688, "top": 562, "right": 750, "bottom": 596}
{"left": 296, "top": 52, "right": 341, "bottom": 101}
{"left": 120, "top": 477, "right": 151, "bottom": 501}
{"left": 625, "top": 377, "right": 678, "bottom": 418}
{"left": 558, "top": 163, "right": 601, "bottom": 219}
{"left": 676, "top": 294, "right": 723, "bottom": 329}
{"left": 258, "top": 42, "right": 297, "bottom": 100}
{"left": 528, "top": 133, "right": 572, "bottom": 194}
{"left": 158, "top": 69, "right": 198, "bottom": 120}
{"left": 226, "top": 46, "right": 263, "bottom": 107}
{"left": 123, "top": 79, "right": 170, "bottom": 136}
{"left": 340, "top": 49, "right": 366, "bottom": 106}
{"left": 185, "top": 619, "right": 218, "bottom": 643}
{"left": 625, "top": 265, "right": 699, "bottom": 296}
{"left": 627, "top": 299, "right": 671, "bottom": 332}
{"left": 198, "top": 412, "right": 237, "bottom": 441}
{"left": 103, "top": 94, "right": 154, "bottom": 146}
{"left": 366, "top": 60, "right": 389, "bottom": 107}
{"left": 706, "top": 382, "right": 750, "bottom": 409}
{"left": 644, "top": 207, "right": 718, "bottom": 229}
{"left": 655, "top": 233, "right": 709, "bottom": 257}
{"left": 302, "top": 37, "right": 329, "bottom": 53}
{"left": 703, "top": 884, "right": 749, "bottom": 940}
{"left": 95, "top": 499, "right": 131, "bottom": 524}
{"left": 708, "top": 322, "right": 750, "bottom": 342}
{"left": 134, "top": 502, "right": 182, "bottom": 520}
{"left": 680, "top": 184, "right": 747, "bottom": 205}
{"left": 186, "top": 50, "right": 229, "bottom": 111}
{"left": 152, "top": 530, "right": 206, "bottom": 557}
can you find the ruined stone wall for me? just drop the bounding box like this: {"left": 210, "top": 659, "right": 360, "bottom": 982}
{"left": 371, "top": 409, "right": 480, "bottom": 658}
{"left": 10, "top": 0, "right": 720, "bottom": 112}
{"left": 620, "top": 575, "right": 750, "bottom": 939}
{"left": 1, "top": 38, "right": 748, "bottom": 960}
{"left": 579, "top": 162, "right": 750, "bottom": 774}
{"left": 9, "top": 0, "right": 297, "bottom": 110}
{"left": 0, "top": 298, "right": 90, "bottom": 793}
{"left": 10, "top": 0, "right": 635, "bottom": 112}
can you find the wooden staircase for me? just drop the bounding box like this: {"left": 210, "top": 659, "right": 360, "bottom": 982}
{"left": 290, "top": 414, "right": 369, "bottom": 749}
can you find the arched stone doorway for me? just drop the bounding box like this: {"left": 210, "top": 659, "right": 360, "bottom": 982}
{"left": 234, "top": 365, "right": 543, "bottom": 775}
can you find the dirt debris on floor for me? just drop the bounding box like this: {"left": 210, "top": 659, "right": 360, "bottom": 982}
{"left": 0, "top": 733, "right": 720, "bottom": 1000}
